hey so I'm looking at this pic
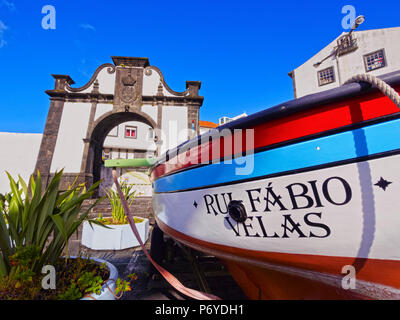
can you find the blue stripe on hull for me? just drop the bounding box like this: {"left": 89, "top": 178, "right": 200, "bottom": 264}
{"left": 154, "top": 117, "right": 400, "bottom": 193}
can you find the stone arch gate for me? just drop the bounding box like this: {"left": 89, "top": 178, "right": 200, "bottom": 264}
{"left": 34, "top": 56, "right": 203, "bottom": 191}
{"left": 87, "top": 110, "right": 157, "bottom": 196}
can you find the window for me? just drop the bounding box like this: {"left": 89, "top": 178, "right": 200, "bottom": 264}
{"left": 125, "top": 126, "right": 137, "bottom": 139}
{"left": 219, "top": 116, "right": 231, "bottom": 125}
{"left": 364, "top": 49, "right": 386, "bottom": 72}
{"left": 318, "top": 67, "right": 335, "bottom": 86}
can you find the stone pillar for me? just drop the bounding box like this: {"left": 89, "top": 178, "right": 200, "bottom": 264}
{"left": 34, "top": 75, "right": 74, "bottom": 187}
{"left": 186, "top": 81, "right": 202, "bottom": 139}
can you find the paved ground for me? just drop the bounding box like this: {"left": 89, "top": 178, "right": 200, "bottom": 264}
{"left": 69, "top": 226, "right": 248, "bottom": 300}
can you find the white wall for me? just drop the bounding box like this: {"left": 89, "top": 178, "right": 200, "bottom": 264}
{"left": 199, "top": 127, "right": 211, "bottom": 135}
{"left": 0, "top": 133, "right": 42, "bottom": 194}
{"left": 161, "top": 106, "right": 188, "bottom": 153}
{"left": 96, "top": 67, "right": 116, "bottom": 94}
{"left": 67, "top": 65, "right": 116, "bottom": 94}
{"left": 293, "top": 27, "right": 400, "bottom": 98}
{"left": 142, "top": 69, "right": 161, "bottom": 96}
{"left": 50, "top": 102, "right": 91, "bottom": 173}
{"left": 94, "top": 103, "right": 113, "bottom": 122}
{"left": 141, "top": 104, "right": 158, "bottom": 124}
{"left": 142, "top": 68, "right": 188, "bottom": 97}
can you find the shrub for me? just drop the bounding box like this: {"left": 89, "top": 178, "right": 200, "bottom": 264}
{"left": 103, "top": 182, "right": 138, "bottom": 225}
{"left": 0, "top": 170, "right": 104, "bottom": 277}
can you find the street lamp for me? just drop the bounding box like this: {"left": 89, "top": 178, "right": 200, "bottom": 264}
{"left": 313, "top": 15, "right": 365, "bottom": 69}
{"left": 354, "top": 15, "right": 365, "bottom": 29}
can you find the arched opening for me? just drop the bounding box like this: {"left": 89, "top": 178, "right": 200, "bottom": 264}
{"left": 85, "top": 111, "right": 157, "bottom": 196}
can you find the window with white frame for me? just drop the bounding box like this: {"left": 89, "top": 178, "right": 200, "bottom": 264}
{"left": 125, "top": 126, "right": 137, "bottom": 139}
{"left": 318, "top": 67, "right": 335, "bottom": 86}
{"left": 364, "top": 49, "right": 386, "bottom": 72}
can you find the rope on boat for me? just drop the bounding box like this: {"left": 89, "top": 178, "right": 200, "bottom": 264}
{"left": 111, "top": 168, "right": 221, "bottom": 300}
{"left": 344, "top": 73, "right": 400, "bottom": 108}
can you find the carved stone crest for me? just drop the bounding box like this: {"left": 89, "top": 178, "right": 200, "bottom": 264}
{"left": 114, "top": 65, "right": 143, "bottom": 112}
{"left": 120, "top": 70, "right": 138, "bottom": 103}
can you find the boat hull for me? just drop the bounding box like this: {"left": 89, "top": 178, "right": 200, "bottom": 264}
{"left": 153, "top": 150, "right": 400, "bottom": 299}
{"left": 151, "top": 72, "right": 400, "bottom": 299}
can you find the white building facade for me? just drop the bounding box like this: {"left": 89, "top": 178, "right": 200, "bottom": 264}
{"left": 199, "top": 120, "right": 218, "bottom": 135}
{"left": 102, "top": 121, "right": 156, "bottom": 161}
{"left": 0, "top": 133, "right": 42, "bottom": 194}
{"left": 218, "top": 112, "right": 247, "bottom": 126}
{"left": 289, "top": 27, "right": 400, "bottom": 98}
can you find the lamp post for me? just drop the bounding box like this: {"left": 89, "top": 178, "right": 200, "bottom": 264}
{"left": 313, "top": 15, "right": 365, "bottom": 84}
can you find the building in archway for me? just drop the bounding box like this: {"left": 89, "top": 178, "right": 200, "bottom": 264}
{"left": 32, "top": 56, "right": 204, "bottom": 190}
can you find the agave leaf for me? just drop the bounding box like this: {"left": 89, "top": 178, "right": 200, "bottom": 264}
{"left": 50, "top": 213, "right": 67, "bottom": 240}
{"left": 87, "top": 218, "right": 112, "bottom": 230}
{"left": 0, "top": 254, "right": 8, "bottom": 277}
{"left": 25, "top": 174, "right": 43, "bottom": 242}
{"left": 55, "top": 188, "right": 76, "bottom": 208}
{"left": 35, "top": 171, "right": 63, "bottom": 242}
{"left": 18, "top": 176, "right": 32, "bottom": 233}
{"left": 41, "top": 230, "right": 65, "bottom": 267}
{"left": 36, "top": 221, "right": 54, "bottom": 254}
{"left": 50, "top": 213, "right": 70, "bottom": 261}
{"left": 5, "top": 172, "right": 23, "bottom": 208}
{"left": 29, "top": 174, "right": 36, "bottom": 195}
{"left": 1, "top": 169, "right": 103, "bottom": 275}
{"left": 0, "top": 211, "right": 12, "bottom": 261}
{"left": 6, "top": 196, "right": 23, "bottom": 247}
{"left": 18, "top": 174, "right": 28, "bottom": 199}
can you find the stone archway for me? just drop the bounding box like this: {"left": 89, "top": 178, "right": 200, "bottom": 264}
{"left": 34, "top": 56, "right": 203, "bottom": 191}
{"left": 83, "top": 110, "right": 157, "bottom": 190}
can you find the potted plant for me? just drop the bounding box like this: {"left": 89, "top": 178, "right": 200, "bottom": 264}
{"left": 81, "top": 181, "right": 149, "bottom": 250}
{"left": 0, "top": 171, "right": 135, "bottom": 300}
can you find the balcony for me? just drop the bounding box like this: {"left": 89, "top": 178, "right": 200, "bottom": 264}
{"left": 335, "top": 34, "right": 358, "bottom": 56}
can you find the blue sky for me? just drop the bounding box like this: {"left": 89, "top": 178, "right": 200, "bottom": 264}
{"left": 0, "top": 0, "right": 399, "bottom": 133}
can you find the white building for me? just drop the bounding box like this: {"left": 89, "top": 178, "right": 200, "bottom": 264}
{"left": 218, "top": 112, "right": 247, "bottom": 126}
{"left": 102, "top": 121, "right": 156, "bottom": 161}
{"left": 0, "top": 133, "right": 42, "bottom": 194}
{"left": 288, "top": 27, "right": 400, "bottom": 98}
{"left": 199, "top": 120, "right": 218, "bottom": 134}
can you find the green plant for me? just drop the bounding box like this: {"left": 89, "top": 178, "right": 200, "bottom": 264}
{"left": 0, "top": 170, "right": 105, "bottom": 277}
{"left": 115, "top": 278, "right": 131, "bottom": 295}
{"left": 77, "top": 271, "right": 103, "bottom": 295}
{"left": 0, "top": 192, "right": 11, "bottom": 225}
{"left": 58, "top": 282, "right": 82, "bottom": 300}
{"left": 104, "top": 182, "right": 138, "bottom": 224}
{"left": 0, "top": 245, "right": 43, "bottom": 299}
{"left": 0, "top": 248, "right": 137, "bottom": 300}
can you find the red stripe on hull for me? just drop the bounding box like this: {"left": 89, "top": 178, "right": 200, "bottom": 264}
{"left": 156, "top": 218, "right": 400, "bottom": 300}
{"left": 152, "top": 87, "right": 400, "bottom": 180}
